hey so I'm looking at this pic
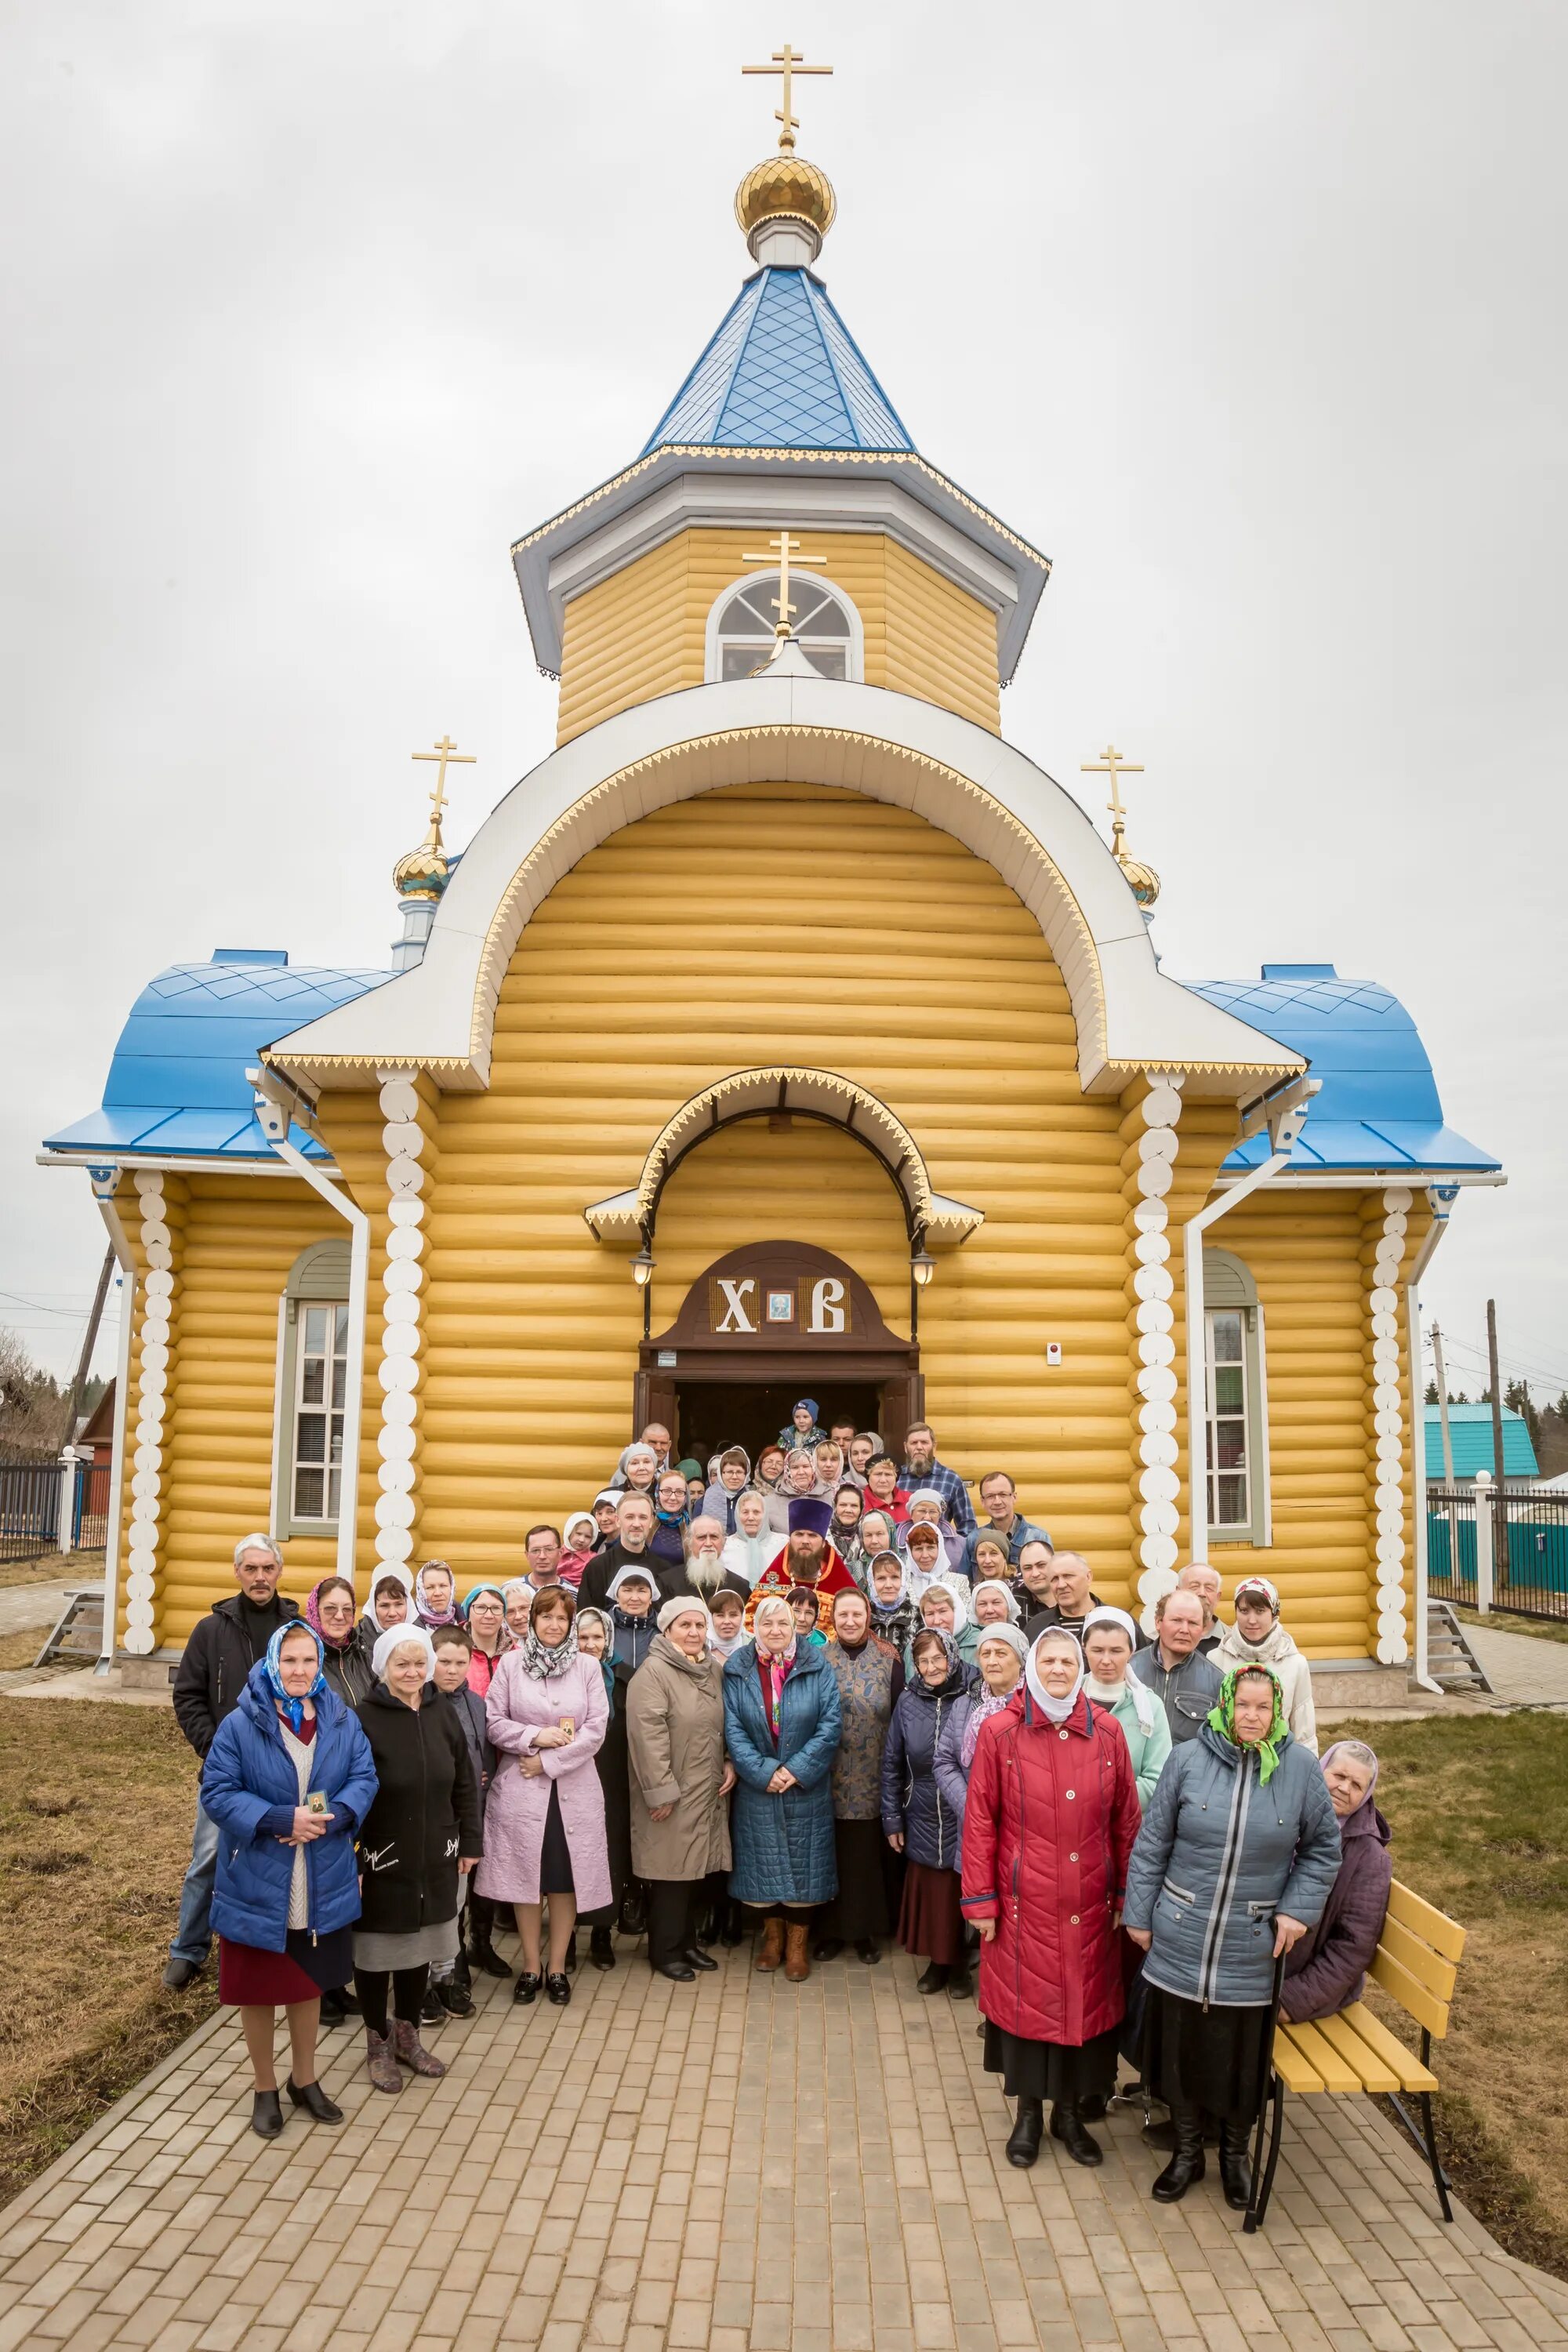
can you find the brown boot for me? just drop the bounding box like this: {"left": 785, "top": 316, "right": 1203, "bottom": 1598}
{"left": 392, "top": 2016, "right": 446, "bottom": 2078}
{"left": 784, "top": 1922, "right": 811, "bottom": 1982}
{"left": 365, "top": 2027, "right": 402, "bottom": 2094}
{"left": 754, "top": 1916, "right": 786, "bottom": 1972}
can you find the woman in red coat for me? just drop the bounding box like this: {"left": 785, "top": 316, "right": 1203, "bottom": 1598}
{"left": 961, "top": 1626, "right": 1142, "bottom": 2171}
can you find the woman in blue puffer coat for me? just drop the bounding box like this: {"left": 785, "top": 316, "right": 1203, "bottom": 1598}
{"left": 201, "top": 1621, "right": 378, "bottom": 2140}
{"left": 881, "top": 1627, "right": 976, "bottom": 2000}
{"left": 723, "top": 1593, "right": 842, "bottom": 1981}
{"left": 1123, "top": 1661, "right": 1340, "bottom": 2212}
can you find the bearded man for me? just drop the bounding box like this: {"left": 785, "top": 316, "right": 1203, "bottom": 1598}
{"left": 749, "top": 1497, "right": 857, "bottom": 1632}
{"left": 677, "top": 1515, "right": 752, "bottom": 1606}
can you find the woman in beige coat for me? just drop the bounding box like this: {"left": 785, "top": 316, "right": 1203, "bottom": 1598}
{"left": 626, "top": 1598, "right": 735, "bottom": 1983}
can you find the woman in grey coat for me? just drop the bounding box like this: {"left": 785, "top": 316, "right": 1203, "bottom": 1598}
{"left": 1123, "top": 1662, "right": 1340, "bottom": 2212}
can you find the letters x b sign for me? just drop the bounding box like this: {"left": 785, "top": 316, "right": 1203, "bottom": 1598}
{"left": 708, "top": 1275, "right": 851, "bottom": 1335}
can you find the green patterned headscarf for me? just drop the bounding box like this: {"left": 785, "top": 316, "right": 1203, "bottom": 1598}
{"left": 1209, "top": 1662, "right": 1288, "bottom": 1784}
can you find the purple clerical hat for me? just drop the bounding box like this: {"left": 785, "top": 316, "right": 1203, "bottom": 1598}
{"left": 787, "top": 1496, "right": 833, "bottom": 1539}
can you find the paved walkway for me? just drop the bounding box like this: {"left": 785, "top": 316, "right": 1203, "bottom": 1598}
{"left": 1463, "top": 1619, "right": 1568, "bottom": 1708}
{"left": 2, "top": 1946, "right": 1564, "bottom": 2352}
{"left": 0, "top": 1581, "right": 71, "bottom": 1637}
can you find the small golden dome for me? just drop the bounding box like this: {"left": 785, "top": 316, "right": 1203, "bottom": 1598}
{"left": 393, "top": 840, "right": 450, "bottom": 902}
{"left": 735, "top": 151, "right": 837, "bottom": 239}
{"left": 1116, "top": 851, "right": 1161, "bottom": 909}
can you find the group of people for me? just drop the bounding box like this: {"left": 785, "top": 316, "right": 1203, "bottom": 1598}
{"left": 162, "top": 1410, "right": 1393, "bottom": 2216}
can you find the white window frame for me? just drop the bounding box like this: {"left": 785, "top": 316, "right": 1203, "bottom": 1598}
{"left": 1202, "top": 1247, "right": 1271, "bottom": 1547}
{"left": 273, "top": 1240, "right": 352, "bottom": 1537}
{"left": 704, "top": 571, "right": 863, "bottom": 684}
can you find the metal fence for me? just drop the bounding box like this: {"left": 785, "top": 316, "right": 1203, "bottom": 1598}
{"left": 0, "top": 1456, "right": 112, "bottom": 1564}
{"left": 1427, "top": 1483, "right": 1568, "bottom": 1624}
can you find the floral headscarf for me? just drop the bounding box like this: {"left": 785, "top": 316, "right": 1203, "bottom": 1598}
{"left": 1209, "top": 1662, "right": 1288, "bottom": 1784}
{"left": 304, "top": 1577, "right": 357, "bottom": 1651}
{"left": 265, "top": 1621, "right": 325, "bottom": 1736}
{"left": 516, "top": 1592, "right": 579, "bottom": 1681}
{"left": 414, "top": 1561, "right": 460, "bottom": 1629}
{"left": 751, "top": 1595, "right": 797, "bottom": 1741}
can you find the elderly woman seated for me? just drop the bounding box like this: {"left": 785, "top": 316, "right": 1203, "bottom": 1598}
{"left": 1279, "top": 1740, "right": 1392, "bottom": 2024}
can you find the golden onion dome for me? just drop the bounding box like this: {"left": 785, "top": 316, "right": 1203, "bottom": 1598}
{"left": 1116, "top": 850, "right": 1161, "bottom": 910}
{"left": 735, "top": 151, "right": 837, "bottom": 240}
{"left": 393, "top": 839, "right": 450, "bottom": 902}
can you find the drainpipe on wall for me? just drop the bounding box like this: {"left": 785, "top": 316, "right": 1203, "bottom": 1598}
{"left": 89, "top": 1172, "right": 136, "bottom": 1674}
{"left": 249, "top": 1073, "right": 369, "bottom": 1592}
{"left": 1184, "top": 1080, "right": 1318, "bottom": 1567}
{"left": 1407, "top": 1185, "right": 1458, "bottom": 1694}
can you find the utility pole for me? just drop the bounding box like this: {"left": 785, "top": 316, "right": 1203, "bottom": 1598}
{"left": 1486, "top": 1298, "right": 1506, "bottom": 1487}
{"left": 60, "top": 1244, "right": 115, "bottom": 1450}
{"left": 1431, "top": 1323, "right": 1456, "bottom": 1484}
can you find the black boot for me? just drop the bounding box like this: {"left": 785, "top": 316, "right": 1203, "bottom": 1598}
{"left": 589, "top": 1926, "right": 616, "bottom": 1971}
{"left": 916, "top": 1962, "right": 950, "bottom": 1994}
{"left": 812, "top": 1936, "right": 844, "bottom": 1962}
{"left": 469, "top": 1900, "right": 512, "bottom": 1979}
{"left": 1218, "top": 2119, "right": 1253, "bottom": 2211}
{"left": 681, "top": 1945, "right": 719, "bottom": 1972}
{"left": 1051, "top": 2100, "right": 1104, "bottom": 2167}
{"left": 719, "top": 1902, "right": 746, "bottom": 1948}
{"left": 1152, "top": 2104, "right": 1207, "bottom": 2201}
{"left": 948, "top": 1967, "right": 973, "bottom": 2001}
{"left": 285, "top": 2076, "right": 343, "bottom": 2124}
{"left": 250, "top": 2088, "right": 282, "bottom": 2139}
{"left": 1005, "top": 2097, "right": 1044, "bottom": 2168}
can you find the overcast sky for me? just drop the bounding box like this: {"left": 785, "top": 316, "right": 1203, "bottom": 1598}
{"left": 5, "top": 0, "right": 1564, "bottom": 1419}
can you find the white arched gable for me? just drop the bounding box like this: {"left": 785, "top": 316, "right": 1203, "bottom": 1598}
{"left": 268, "top": 677, "right": 1303, "bottom": 1098}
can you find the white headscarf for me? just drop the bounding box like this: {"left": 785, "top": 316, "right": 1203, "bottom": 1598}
{"left": 361, "top": 1564, "right": 414, "bottom": 1639}
{"left": 971, "top": 1578, "right": 1022, "bottom": 1625}
{"left": 917, "top": 1577, "right": 971, "bottom": 1634}
{"left": 372, "top": 1621, "right": 436, "bottom": 1682}
{"left": 1025, "top": 1628, "right": 1086, "bottom": 1725}
{"left": 1081, "top": 1605, "right": 1157, "bottom": 1733}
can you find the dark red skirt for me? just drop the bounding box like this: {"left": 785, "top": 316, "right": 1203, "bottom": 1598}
{"left": 897, "top": 1860, "right": 965, "bottom": 1965}
{"left": 219, "top": 1925, "right": 354, "bottom": 2006}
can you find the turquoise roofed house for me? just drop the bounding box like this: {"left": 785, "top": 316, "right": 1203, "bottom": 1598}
{"left": 1423, "top": 1405, "right": 1540, "bottom": 1485}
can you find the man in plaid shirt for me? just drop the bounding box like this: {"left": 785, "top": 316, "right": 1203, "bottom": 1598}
{"left": 898, "top": 1421, "right": 976, "bottom": 1535}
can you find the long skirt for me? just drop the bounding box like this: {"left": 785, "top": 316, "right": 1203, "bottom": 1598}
{"left": 539, "top": 1784, "right": 575, "bottom": 1898}
{"left": 821, "top": 1818, "right": 900, "bottom": 1941}
{"left": 219, "top": 1923, "right": 353, "bottom": 2006}
{"left": 1138, "top": 1984, "right": 1274, "bottom": 2125}
{"left": 897, "top": 1860, "right": 965, "bottom": 1966}
{"left": 983, "top": 2020, "right": 1120, "bottom": 2105}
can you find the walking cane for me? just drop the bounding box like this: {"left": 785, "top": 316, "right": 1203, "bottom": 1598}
{"left": 1242, "top": 1952, "right": 1287, "bottom": 2234}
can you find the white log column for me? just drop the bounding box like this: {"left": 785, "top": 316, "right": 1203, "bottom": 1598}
{"left": 123, "top": 1171, "right": 179, "bottom": 1656}
{"left": 1369, "top": 1183, "right": 1415, "bottom": 1665}
{"left": 1131, "top": 1074, "right": 1185, "bottom": 1632}
{"left": 374, "top": 1072, "right": 426, "bottom": 1579}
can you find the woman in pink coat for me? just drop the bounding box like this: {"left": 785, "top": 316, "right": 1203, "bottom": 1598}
{"left": 477, "top": 1586, "right": 609, "bottom": 2007}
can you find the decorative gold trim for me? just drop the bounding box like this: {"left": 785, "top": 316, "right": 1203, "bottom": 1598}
{"left": 469, "top": 726, "right": 1106, "bottom": 1071}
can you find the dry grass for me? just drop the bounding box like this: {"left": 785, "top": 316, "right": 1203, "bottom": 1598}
{"left": 0, "top": 1699, "right": 214, "bottom": 2204}
{"left": 1336, "top": 1711, "right": 1568, "bottom": 2278}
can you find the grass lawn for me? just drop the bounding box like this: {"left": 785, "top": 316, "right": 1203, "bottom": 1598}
{"left": 0, "top": 1699, "right": 214, "bottom": 2206}
{"left": 1336, "top": 1709, "right": 1568, "bottom": 2277}
{"left": 1453, "top": 1599, "right": 1568, "bottom": 1649}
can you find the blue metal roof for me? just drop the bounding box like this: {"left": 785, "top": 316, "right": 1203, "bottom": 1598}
{"left": 43, "top": 953, "right": 389, "bottom": 1164}
{"left": 1187, "top": 967, "right": 1501, "bottom": 1176}
{"left": 1424, "top": 1406, "right": 1539, "bottom": 1480}
{"left": 642, "top": 267, "right": 913, "bottom": 454}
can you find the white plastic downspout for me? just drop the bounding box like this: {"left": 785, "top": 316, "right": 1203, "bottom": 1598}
{"left": 89, "top": 1178, "right": 136, "bottom": 1672}
{"left": 1407, "top": 1189, "right": 1457, "bottom": 1693}
{"left": 1184, "top": 1086, "right": 1316, "bottom": 1566}
{"left": 249, "top": 1076, "right": 369, "bottom": 1592}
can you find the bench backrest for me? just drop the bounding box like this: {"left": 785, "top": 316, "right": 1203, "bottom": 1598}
{"left": 1368, "top": 1878, "right": 1466, "bottom": 2040}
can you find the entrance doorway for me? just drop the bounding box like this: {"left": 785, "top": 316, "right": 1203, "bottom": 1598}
{"left": 673, "top": 1378, "right": 884, "bottom": 1470}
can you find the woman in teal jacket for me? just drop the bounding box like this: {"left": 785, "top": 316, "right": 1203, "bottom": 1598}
{"left": 723, "top": 1594, "right": 842, "bottom": 1981}
{"left": 1081, "top": 1606, "right": 1172, "bottom": 1809}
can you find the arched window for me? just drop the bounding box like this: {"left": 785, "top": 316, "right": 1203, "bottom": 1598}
{"left": 273, "top": 1238, "right": 352, "bottom": 1535}
{"left": 1202, "top": 1247, "right": 1271, "bottom": 1547}
{"left": 706, "top": 575, "right": 861, "bottom": 682}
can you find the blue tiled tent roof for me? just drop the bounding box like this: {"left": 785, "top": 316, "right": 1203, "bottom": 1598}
{"left": 642, "top": 267, "right": 913, "bottom": 454}
{"left": 1186, "top": 965, "right": 1499, "bottom": 1174}
{"left": 1423, "top": 1406, "right": 1539, "bottom": 1480}
{"left": 42, "top": 952, "right": 389, "bottom": 1163}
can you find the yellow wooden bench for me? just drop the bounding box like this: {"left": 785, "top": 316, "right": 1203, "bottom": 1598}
{"left": 1244, "top": 1879, "right": 1466, "bottom": 2231}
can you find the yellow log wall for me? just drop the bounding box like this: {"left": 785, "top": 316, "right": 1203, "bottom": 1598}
{"left": 554, "top": 528, "right": 1002, "bottom": 744}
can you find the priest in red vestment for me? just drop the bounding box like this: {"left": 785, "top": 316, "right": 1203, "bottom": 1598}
{"left": 747, "top": 1497, "right": 857, "bottom": 1633}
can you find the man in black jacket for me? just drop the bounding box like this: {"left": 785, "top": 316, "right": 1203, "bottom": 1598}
{"left": 162, "top": 1533, "right": 299, "bottom": 1988}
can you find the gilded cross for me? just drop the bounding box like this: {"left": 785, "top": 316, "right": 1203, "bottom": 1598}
{"left": 412, "top": 735, "right": 476, "bottom": 833}
{"left": 742, "top": 44, "right": 832, "bottom": 151}
{"left": 1081, "top": 742, "right": 1145, "bottom": 854}
{"left": 743, "top": 531, "right": 827, "bottom": 637}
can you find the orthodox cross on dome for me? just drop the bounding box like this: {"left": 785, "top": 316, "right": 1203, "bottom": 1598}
{"left": 1081, "top": 743, "right": 1160, "bottom": 909}
{"left": 742, "top": 43, "right": 832, "bottom": 153}
{"left": 743, "top": 531, "right": 827, "bottom": 638}
{"left": 412, "top": 734, "right": 475, "bottom": 848}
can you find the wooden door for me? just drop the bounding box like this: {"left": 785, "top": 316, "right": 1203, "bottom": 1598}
{"left": 633, "top": 1372, "right": 679, "bottom": 1449}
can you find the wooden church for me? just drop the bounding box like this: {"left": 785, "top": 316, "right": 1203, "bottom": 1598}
{"left": 42, "top": 61, "right": 1500, "bottom": 1688}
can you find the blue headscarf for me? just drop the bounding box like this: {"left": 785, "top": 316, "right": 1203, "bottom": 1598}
{"left": 265, "top": 1621, "right": 325, "bottom": 1736}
